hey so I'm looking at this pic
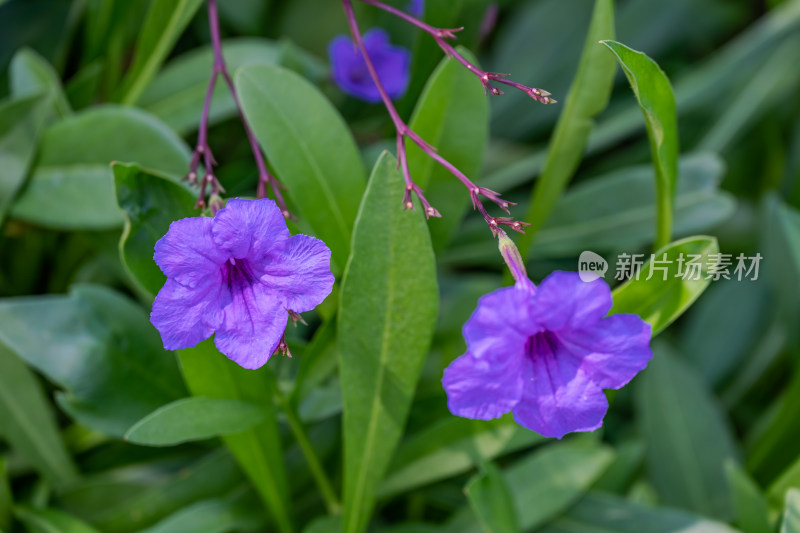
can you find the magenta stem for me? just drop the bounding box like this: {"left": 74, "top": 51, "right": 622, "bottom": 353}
{"left": 190, "top": 0, "right": 291, "bottom": 216}
{"left": 358, "top": 0, "right": 555, "bottom": 103}
{"left": 341, "top": 0, "right": 528, "bottom": 233}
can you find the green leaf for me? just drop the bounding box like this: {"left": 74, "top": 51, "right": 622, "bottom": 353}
{"left": 116, "top": 0, "right": 204, "bottom": 105}
{"left": 681, "top": 278, "right": 770, "bottom": 387}
{"left": 725, "top": 461, "right": 772, "bottom": 533}
{"left": 591, "top": 439, "right": 646, "bottom": 494}
{"left": 520, "top": 0, "right": 616, "bottom": 257}
{"left": 10, "top": 105, "right": 191, "bottom": 229}
{"left": 303, "top": 517, "right": 343, "bottom": 533}
{"left": 139, "top": 38, "right": 280, "bottom": 134}
{"left": 10, "top": 47, "right": 71, "bottom": 118}
{"left": 0, "top": 457, "right": 11, "bottom": 531}
{"left": 236, "top": 64, "right": 366, "bottom": 271}
{"left": 538, "top": 492, "right": 740, "bottom": 533}
{"left": 636, "top": 345, "right": 739, "bottom": 520}
{"left": 178, "top": 341, "right": 292, "bottom": 533}
{"left": 611, "top": 235, "right": 719, "bottom": 335}
{"left": 747, "top": 366, "right": 800, "bottom": 485}
{"left": 62, "top": 450, "right": 243, "bottom": 532}
{"left": 698, "top": 35, "right": 800, "bottom": 154}
{"left": 485, "top": 0, "right": 800, "bottom": 191}
{"left": 338, "top": 152, "right": 438, "bottom": 533}
{"left": 465, "top": 463, "right": 520, "bottom": 533}
{"left": 113, "top": 162, "right": 197, "bottom": 299}
{"left": 14, "top": 507, "right": 101, "bottom": 533}
{"left": 0, "top": 285, "right": 186, "bottom": 437}
{"left": 764, "top": 197, "right": 800, "bottom": 330}
{"left": 782, "top": 490, "right": 800, "bottom": 533}
{"left": 138, "top": 496, "right": 265, "bottom": 533}
{"left": 600, "top": 40, "right": 679, "bottom": 249}
{"left": 532, "top": 154, "right": 732, "bottom": 258}
{"left": 0, "top": 343, "right": 77, "bottom": 487}
{"left": 125, "top": 397, "right": 266, "bottom": 447}
{"left": 488, "top": 0, "right": 594, "bottom": 139}
{"left": 405, "top": 47, "right": 488, "bottom": 251}
{"left": 445, "top": 440, "right": 614, "bottom": 533}
{"left": 290, "top": 317, "right": 338, "bottom": 408}
{"left": 0, "top": 94, "right": 48, "bottom": 224}
{"left": 379, "top": 416, "right": 543, "bottom": 498}
{"left": 767, "top": 453, "right": 800, "bottom": 514}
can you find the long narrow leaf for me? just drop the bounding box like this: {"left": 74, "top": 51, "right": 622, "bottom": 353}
{"left": 117, "top": 0, "right": 204, "bottom": 105}
{"left": 601, "top": 40, "right": 679, "bottom": 249}
{"left": 519, "top": 0, "right": 616, "bottom": 258}
{"left": 339, "top": 152, "right": 438, "bottom": 533}
{"left": 0, "top": 344, "right": 78, "bottom": 487}
{"left": 178, "top": 341, "right": 293, "bottom": 533}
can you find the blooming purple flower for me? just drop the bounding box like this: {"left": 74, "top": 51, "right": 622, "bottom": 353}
{"left": 150, "top": 198, "right": 334, "bottom": 369}
{"left": 329, "top": 28, "right": 411, "bottom": 103}
{"left": 442, "top": 238, "right": 652, "bottom": 439}
{"left": 407, "top": 0, "right": 424, "bottom": 17}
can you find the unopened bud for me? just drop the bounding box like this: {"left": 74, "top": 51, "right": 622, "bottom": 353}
{"left": 208, "top": 194, "right": 225, "bottom": 214}
{"left": 498, "top": 234, "right": 534, "bottom": 291}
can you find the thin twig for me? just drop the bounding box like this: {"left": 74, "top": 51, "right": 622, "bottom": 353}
{"left": 187, "top": 0, "right": 291, "bottom": 216}
{"left": 341, "top": 0, "right": 530, "bottom": 235}
{"left": 358, "top": 0, "right": 556, "bottom": 103}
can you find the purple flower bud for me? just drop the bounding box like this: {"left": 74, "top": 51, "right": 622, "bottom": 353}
{"left": 150, "top": 198, "right": 334, "bottom": 369}
{"left": 442, "top": 270, "right": 652, "bottom": 439}
{"left": 329, "top": 28, "right": 411, "bottom": 103}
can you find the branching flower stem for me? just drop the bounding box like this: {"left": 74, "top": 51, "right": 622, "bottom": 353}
{"left": 189, "top": 0, "right": 290, "bottom": 216}
{"left": 342, "top": 0, "right": 535, "bottom": 235}
{"left": 357, "top": 0, "right": 556, "bottom": 103}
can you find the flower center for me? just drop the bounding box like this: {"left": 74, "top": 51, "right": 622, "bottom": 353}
{"left": 524, "top": 330, "right": 560, "bottom": 360}
{"left": 348, "top": 63, "right": 371, "bottom": 85}
{"left": 223, "top": 257, "right": 256, "bottom": 291}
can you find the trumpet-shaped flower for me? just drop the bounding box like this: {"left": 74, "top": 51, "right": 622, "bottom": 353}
{"left": 150, "top": 198, "right": 334, "bottom": 369}
{"left": 442, "top": 237, "right": 652, "bottom": 439}
{"left": 329, "top": 28, "right": 410, "bottom": 103}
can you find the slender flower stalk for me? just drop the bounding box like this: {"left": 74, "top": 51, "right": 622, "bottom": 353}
{"left": 357, "top": 0, "right": 556, "bottom": 102}
{"left": 274, "top": 387, "right": 341, "bottom": 515}
{"left": 188, "top": 0, "right": 290, "bottom": 216}
{"left": 341, "top": 0, "right": 537, "bottom": 235}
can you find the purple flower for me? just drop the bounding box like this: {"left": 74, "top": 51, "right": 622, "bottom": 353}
{"left": 150, "top": 198, "right": 334, "bottom": 369}
{"left": 329, "top": 28, "right": 411, "bottom": 103}
{"left": 442, "top": 238, "right": 652, "bottom": 439}
{"left": 407, "top": 0, "right": 424, "bottom": 17}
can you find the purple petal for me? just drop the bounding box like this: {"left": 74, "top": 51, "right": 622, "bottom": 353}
{"left": 363, "top": 27, "right": 391, "bottom": 49}
{"left": 463, "top": 287, "right": 539, "bottom": 359}
{"left": 328, "top": 28, "right": 410, "bottom": 103}
{"left": 443, "top": 350, "right": 525, "bottom": 420}
{"left": 211, "top": 198, "right": 289, "bottom": 261}
{"left": 567, "top": 314, "right": 652, "bottom": 390}
{"left": 511, "top": 332, "right": 608, "bottom": 438}
{"left": 407, "top": 0, "right": 424, "bottom": 17}
{"left": 214, "top": 282, "right": 287, "bottom": 369}
{"left": 371, "top": 46, "right": 411, "bottom": 100}
{"left": 533, "top": 271, "right": 612, "bottom": 331}
{"left": 151, "top": 278, "right": 224, "bottom": 351}
{"left": 154, "top": 217, "right": 227, "bottom": 288}
{"left": 259, "top": 234, "right": 334, "bottom": 313}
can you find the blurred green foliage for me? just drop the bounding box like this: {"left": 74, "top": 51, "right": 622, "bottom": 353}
{"left": 1, "top": 0, "right": 799, "bottom": 532}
